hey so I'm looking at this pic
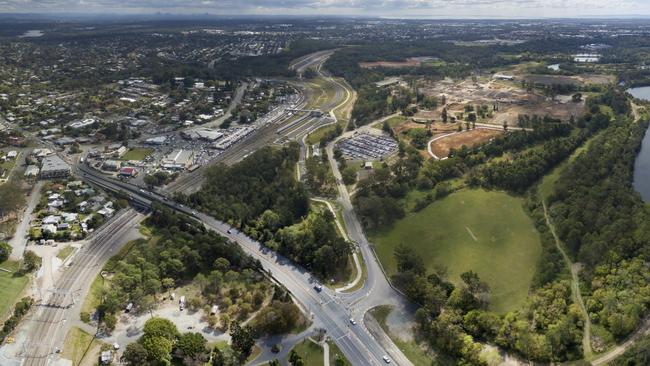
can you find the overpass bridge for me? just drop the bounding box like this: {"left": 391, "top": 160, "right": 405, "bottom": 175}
{"left": 287, "top": 108, "right": 324, "bottom": 117}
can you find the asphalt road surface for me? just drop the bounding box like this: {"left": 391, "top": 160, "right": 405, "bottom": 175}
{"left": 74, "top": 161, "right": 410, "bottom": 365}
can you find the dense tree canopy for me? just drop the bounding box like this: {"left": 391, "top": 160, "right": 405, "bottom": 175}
{"left": 185, "top": 143, "right": 350, "bottom": 279}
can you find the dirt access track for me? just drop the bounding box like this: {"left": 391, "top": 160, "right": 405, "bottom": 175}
{"left": 359, "top": 56, "right": 438, "bottom": 69}
{"left": 429, "top": 128, "right": 503, "bottom": 158}
{"left": 523, "top": 73, "right": 616, "bottom": 86}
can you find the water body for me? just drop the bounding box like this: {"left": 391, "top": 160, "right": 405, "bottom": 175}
{"left": 18, "top": 30, "right": 44, "bottom": 38}
{"left": 630, "top": 86, "right": 650, "bottom": 201}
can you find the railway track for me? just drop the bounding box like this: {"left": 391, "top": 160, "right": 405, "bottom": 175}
{"left": 21, "top": 209, "right": 141, "bottom": 366}
{"left": 166, "top": 50, "right": 346, "bottom": 194}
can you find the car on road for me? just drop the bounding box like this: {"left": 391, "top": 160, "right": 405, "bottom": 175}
{"left": 349, "top": 318, "right": 356, "bottom": 325}
{"left": 382, "top": 355, "right": 391, "bottom": 363}
{"left": 227, "top": 229, "right": 232, "bottom": 234}
{"left": 314, "top": 284, "right": 323, "bottom": 292}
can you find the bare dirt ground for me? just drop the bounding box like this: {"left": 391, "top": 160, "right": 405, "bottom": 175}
{"left": 418, "top": 76, "right": 586, "bottom": 127}
{"left": 393, "top": 119, "right": 458, "bottom": 136}
{"left": 491, "top": 99, "right": 585, "bottom": 126}
{"left": 359, "top": 57, "right": 437, "bottom": 69}
{"left": 429, "top": 129, "right": 503, "bottom": 158}
{"left": 523, "top": 73, "right": 615, "bottom": 86}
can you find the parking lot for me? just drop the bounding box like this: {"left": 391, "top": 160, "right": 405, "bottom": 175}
{"left": 337, "top": 133, "right": 398, "bottom": 160}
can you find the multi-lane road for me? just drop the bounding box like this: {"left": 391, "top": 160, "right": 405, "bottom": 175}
{"left": 75, "top": 157, "right": 409, "bottom": 366}
{"left": 7, "top": 49, "right": 413, "bottom": 366}
{"left": 75, "top": 50, "right": 414, "bottom": 365}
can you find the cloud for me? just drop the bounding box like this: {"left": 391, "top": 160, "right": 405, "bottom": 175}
{"left": 0, "top": 0, "right": 646, "bottom": 16}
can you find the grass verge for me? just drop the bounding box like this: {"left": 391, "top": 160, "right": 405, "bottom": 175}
{"left": 80, "top": 274, "right": 104, "bottom": 319}
{"left": 327, "top": 341, "right": 351, "bottom": 365}
{"left": 369, "top": 305, "right": 437, "bottom": 366}
{"left": 56, "top": 245, "right": 75, "bottom": 261}
{"left": 292, "top": 339, "right": 324, "bottom": 365}
{"left": 62, "top": 326, "right": 103, "bottom": 365}
{"left": 0, "top": 260, "right": 29, "bottom": 319}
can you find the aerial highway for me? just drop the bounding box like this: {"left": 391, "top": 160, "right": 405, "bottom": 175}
{"left": 8, "top": 49, "right": 411, "bottom": 366}
{"left": 74, "top": 157, "right": 410, "bottom": 366}
{"left": 73, "top": 50, "right": 413, "bottom": 365}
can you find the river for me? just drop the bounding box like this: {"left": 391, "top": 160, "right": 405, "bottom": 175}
{"left": 630, "top": 86, "right": 650, "bottom": 201}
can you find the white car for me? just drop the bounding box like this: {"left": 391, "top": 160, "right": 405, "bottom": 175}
{"left": 382, "top": 355, "right": 391, "bottom": 363}
{"left": 349, "top": 318, "right": 356, "bottom": 325}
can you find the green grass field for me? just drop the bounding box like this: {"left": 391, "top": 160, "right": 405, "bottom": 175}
{"left": 306, "top": 123, "right": 340, "bottom": 145}
{"left": 121, "top": 148, "right": 153, "bottom": 161}
{"left": 56, "top": 245, "right": 75, "bottom": 261}
{"left": 370, "top": 188, "right": 542, "bottom": 313}
{"left": 62, "top": 327, "right": 104, "bottom": 365}
{"left": 80, "top": 274, "right": 104, "bottom": 319}
{"left": 373, "top": 115, "right": 406, "bottom": 130}
{"left": 0, "top": 261, "right": 29, "bottom": 319}
{"left": 292, "top": 339, "right": 323, "bottom": 365}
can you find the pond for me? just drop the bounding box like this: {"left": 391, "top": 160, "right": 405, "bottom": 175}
{"left": 630, "top": 86, "right": 650, "bottom": 201}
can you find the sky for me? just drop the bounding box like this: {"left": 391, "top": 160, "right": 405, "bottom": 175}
{"left": 0, "top": 0, "right": 649, "bottom": 18}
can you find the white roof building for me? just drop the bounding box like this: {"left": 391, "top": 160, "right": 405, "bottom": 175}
{"left": 41, "top": 224, "right": 57, "bottom": 234}
{"left": 68, "top": 118, "right": 96, "bottom": 129}
{"left": 162, "top": 149, "right": 194, "bottom": 170}
{"left": 43, "top": 215, "right": 61, "bottom": 225}
{"left": 24, "top": 165, "right": 40, "bottom": 177}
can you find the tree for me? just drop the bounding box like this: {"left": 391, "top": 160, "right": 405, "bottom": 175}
{"left": 441, "top": 108, "right": 448, "bottom": 123}
{"left": 230, "top": 322, "right": 255, "bottom": 360}
{"left": 142, "top": 335, "right": 173, "bottom": 364}
{"left": 289, "top": 350, "right": 304, "bottom": 366}
{"left": 212, "top": 346, "right": 240, "bottom": 366}
{"left": 394, "top": 244, "right": 425, "bottom": 275}
{"left": 121, "top": 342, "right": 148, "bottom": 366}
{"left": 382, "top": 120, "right": 391, "bottom": 133}
{"left": 176, "top": 332, "right": 207, "bottom": 362}
{"left": 162, "top": 278, "right": 175, "bottom": 296}
{"left": 572, "top": 93, "right": 582, "bottom": 102}
{"left": 102, "top": 313, "right": 117, "bottom": 332}
{"left": 0, "top": 182, "right": 25, "bottom": 219}
{"left": 143, "top": 317, "right": 180, "bottom": 340}
{"left": 140, "top": 295, "right": 156, "bottom": 317}
{"left": 22, "top": 251, "right": 41, "bottom": 272}
{"left": 341, "top": 167, "right": 357, "bottom": 185}
{"left": 0, "top": 241, "right": 11, "bottom": 262}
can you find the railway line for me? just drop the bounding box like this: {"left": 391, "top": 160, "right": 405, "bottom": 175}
{"left": 21, "top": 209, "right": 143, "bottom": 366}
{"left": 165, "top": 51, "right": 341, "bottom": 194}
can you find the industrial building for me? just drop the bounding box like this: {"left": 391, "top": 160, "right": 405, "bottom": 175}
{"left": 162, "top": 149, "right": 195, "bottom": 170}
{"left": 145, "top": 136, "right": 167, "bottom": 145}
{"left": 40, "top": 155, "right": 71, "bottom": 179}
{"left": 181, "top": 127, "right": 224, "bottom": 142}
{"left": 102, "top": 160, "right": 121, "bottom": 171}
